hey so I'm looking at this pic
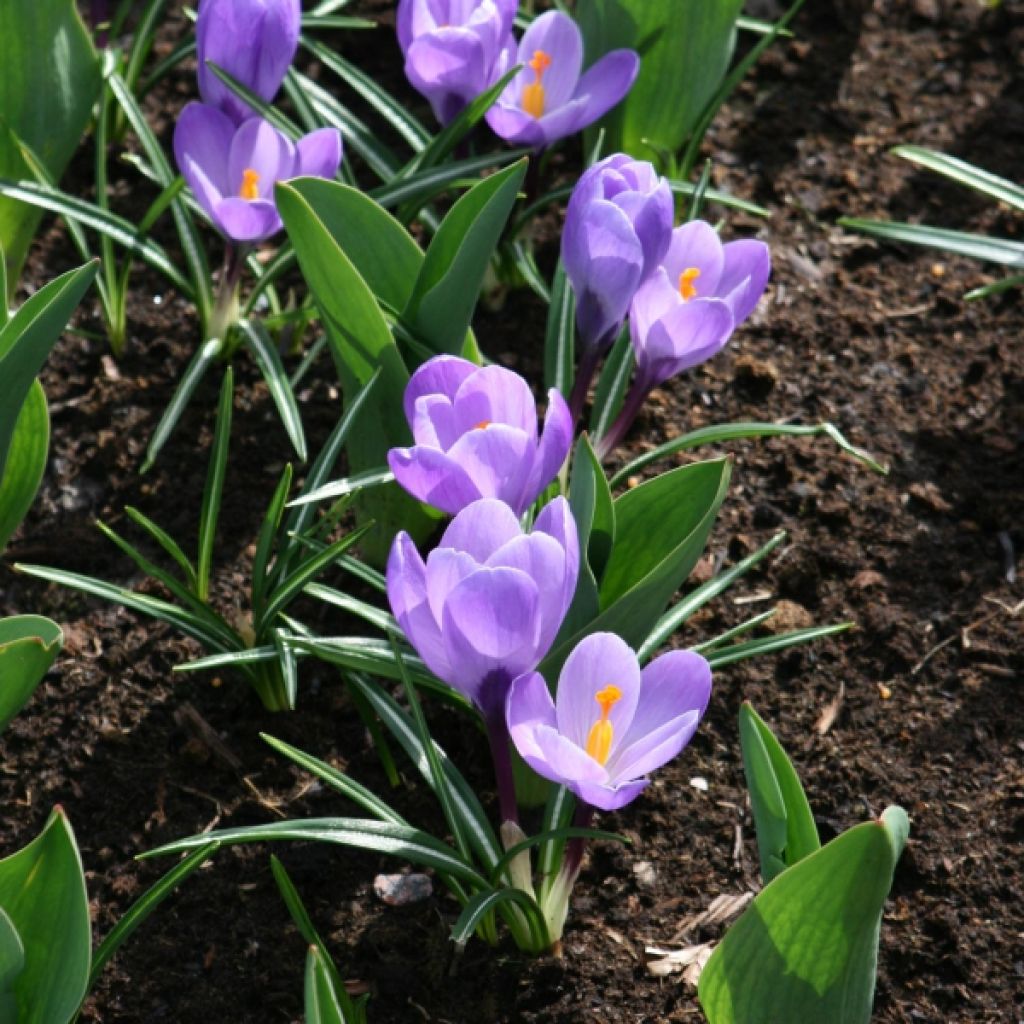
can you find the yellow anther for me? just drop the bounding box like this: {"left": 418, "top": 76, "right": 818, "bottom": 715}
{"left": 521, "top": 49, "right": 552, "bottom": 119}
{"left": 678, "top": 267, "right": 701, "bottom": 301}
{"left": 239, "top": 168, "right": 261, "bottom": 201}
{"left": 585, "top": 684, "right": 622, "bottom": 765}
{"left": 474, "top": 419, "right": 491, "bottom": 430}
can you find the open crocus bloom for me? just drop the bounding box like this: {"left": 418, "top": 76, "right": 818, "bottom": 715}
{"left": 196, "top": 0, "right": 301, "bottom": 124}
{"left": 507, "top": 632, "right": 712, "bottom": 811}
{"left": 387, "top": 497, "right": 579, "bottom": 722}
{"left": 486, "top": 11, "right": 638, "bottom": 149}
{"left": 630, "top": 220, "right": 771, "bottom": 390}
{"left": 174, "top": 104, "right": 342, "bottom": 243}
{"left": 397, "top": 0, "right": 517, "bottom": 125}
{"left": 388, "top": 355, "right": 572, "bottom": 517}
{"left": 562, "top": 154, "right": 674, "bottom": 355}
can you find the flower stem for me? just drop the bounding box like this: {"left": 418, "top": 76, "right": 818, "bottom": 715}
{"left": 207, "top": 243, "right": 248, "bottom": 350}
{"left": 486, "top": 714, "right": 520, "bottom": 829}
{"left": 595, "top": 377, "right": 653, "bottom": 461}
{"left": 568, "top": 345, "right": 602, "bottom": 426}
{"left": 540, "top": 803, "right": 594, "bottom": 952}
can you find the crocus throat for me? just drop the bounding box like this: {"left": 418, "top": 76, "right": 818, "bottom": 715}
{"left": 521, "top": 50, "right": 552, "bottom": 119}
{"left": 679, "top": 267, "right": 701, "bottom": 301}
{"left": 585, "top": 684, "right": 622, "bottom": 766}
{"left": 239, "top": 168, "right": 261, "bottom": 201}
{"left": 474, "top": 419, "right": 491, "bottom": 430}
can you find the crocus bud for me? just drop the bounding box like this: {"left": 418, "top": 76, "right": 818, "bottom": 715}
{"left": 388, "top": 355, "right": 572, "bottom": 518}
{"left": 486, "top": 11, "right": 639, "bottom": 149}
{"left": 562, "top": 154, "right": 674, "bottom": 355}
{"left": 387, "top": 497, "right": 579, "bottom": 722}
{"left": 196, "top": 0, "right": 301, "bottom": 124}
{"left": 629, "top": 220, "right": 770, "bottom": 390}
{"left": 173, "top": 103, "right": 342, "bottom": 243}
{"left": 397, "top": 0, "right": 518, "bottom": 125}
{"left": 507, "top": 632, "right": 712, "bottom": 812}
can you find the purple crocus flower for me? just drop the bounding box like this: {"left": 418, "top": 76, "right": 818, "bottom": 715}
{"left": 629, "top": 220, "right": 771, "bottom": 392}
{"left": 562, "top": 154, "right": 674, "bottom": 420}
{"left": 196, "top": 0, "right": 301, "bottom": 124}
{"left": 388, "top": 355, "right": 572, "bottom": 518}
{"left": 506, "top": 632, "right": 712, "bottom": 812}
{"left": 387, "top": 496, "right": 579, "bottom": 724}
{"left": 174, "top": 103, "right": 342, "bottom": 244}
{"left": 486, "top": 11, "right": 639, "bottom": 149}
{"left": 397, "top": 0, "right": 518, "bottom": 125}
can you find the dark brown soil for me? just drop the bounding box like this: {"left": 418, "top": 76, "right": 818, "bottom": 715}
{"left": 2, "top": 1, "right": 1022, "bottom": 1021}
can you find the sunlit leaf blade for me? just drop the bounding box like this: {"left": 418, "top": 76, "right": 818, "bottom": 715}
{"left": 698, "top": 807, "right": 909, "bottom": 1024}
{"left": 705, "top": 623, "right": 852, "bottom": 668}
{"left": 451, "top": 888, "right": 549, "bottom": 953}
{"left": 543, "top": 260, "right": 575, "bottom": 397}
{"left": 739, "top": 702, "right": 820, "bottom": 884}
{"left": 0, "top": 808, "right": 91, "bottom": 1024}
{"left": 0, "top": 380, "right": 48, "bottom": 551}
{"left": 196, "top": 368, "right": 234, "bottom": 603}
{"left": 0, "top": 615, "right": 62, "bottom": 732}
{"left": 0, "top": 907, "right": 24, "bottom": 1018}
{"left": 839, "top": 217, "right": 1024, "bottom": 268}
{"left": 892, "top": 145, "right": 1024, "bottom": 212}
{"left": 304, "top": 946, "right": 347, "bottom": 1024}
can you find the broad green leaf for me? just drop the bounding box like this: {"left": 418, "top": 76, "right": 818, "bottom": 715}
{"left": 403, "top": 159, "right": 528, "bottom": 359}
{"left": 276, "top": 180, "right": 434, "bottom": 561}
{"left": 578, "top": 0, "right": 744, "bottom": 162}
{"left": 838, "top": 217, "right": 1024, "bottom": 268}
{"left": 0, "top": 808, "right": 91, "bottom": 1024}
{"left": 0, "top": 615, "right": 62, "bottom": 733}
{"left": 698, "top": 807, "right": 909, "bottom": 1024}
{"left": 0, "top": 906, "right": 24, "bottom": 1018}
{"left": 0, "top": 0, "right": 100, "bottom": 287}
{"left": 0, "top": 380, "right": 48, "bottom": 551}
{"left": 0, "top": 261, "right": 97, "bottom": 482}
{"left": 739, "top": 703, "right": 820, "bottom": 884}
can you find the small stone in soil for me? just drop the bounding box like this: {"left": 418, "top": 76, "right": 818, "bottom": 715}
{"left": 373, "top": 873, "right": 433, "bottom": 906}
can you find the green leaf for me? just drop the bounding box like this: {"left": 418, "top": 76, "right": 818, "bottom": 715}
{"left": 304, "top": 947, "right": 349, "bottom": 1024}
{"left": 0, "top": 260, "right": 97, "bottom": 482}
{"left": 698, "top": 807, "right": 909, "bottom": 1024}
{"left": 892, "top": 145, "right": 1024, "bottom": 212}
{"left": 838, "top": 217, "right": 1024, "bottom": 268}
{"left": 142, "top": 818, "right": 488, "bottom": 888}
{"left": 197, "top": 368, "right": 234, "bottom": 603}
{"left": 705, "top": 623, "right": 852, "bottom": 668}
{"left": 402, "top": 159, "right": 528, "bottom": 359}
{"left": 0, "top": 0, "right": 100, "bottom": 286}
{"left": 451, "top": 888, "right": 549, "bottom": 954}
{"left": 0, "top": 907, "right": 24, "bottom": 1019}
{"left": 0, "top": 380, "right": 48, "bottom": 551}
{"left": 542, "top": 458, "right": 731, "bottom": 678}
{"left": 0, "top": 615, "right": 62, "bottom": 732}
{"left": 543, "top": 259, "right": 575, "bottom": 397}
{"left": 0, "top": 808, "right": 90, "bottom": 1024}
{"left": 739, "top": 703, "right": 820, "bottom": 884}
{"left": 578, "top": 0, "right": 743, "bottom": 162}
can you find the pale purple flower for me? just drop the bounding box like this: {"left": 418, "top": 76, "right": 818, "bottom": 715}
{"left": 486, "top": 11, "right": 638, "bottom": 149}
{"left": 563, "top": 154, "right": 675, "bottom": 356}
{"left": 196, "top": 0, "right": 301, "bottom": 124}
{"left": 388, "top": 355, "right": 572, "bottom": 517}
{"left": 397, "top": 0, "right": 518, "bottom": 125}
{"left": 174, "top": 104, "right": 342, "bottom": 243}
{"left": 387, "top": 497, "right": 579, "bottom": 722}
{"left": 629, "top": 220, "right": 771, "bottom": 391}
{"left": 507, "top": 632, "right": 712, "bottom": 812}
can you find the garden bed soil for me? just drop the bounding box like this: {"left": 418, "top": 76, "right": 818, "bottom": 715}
{"left": 2, "top": 0, "right": 1022, "bottom": 1020}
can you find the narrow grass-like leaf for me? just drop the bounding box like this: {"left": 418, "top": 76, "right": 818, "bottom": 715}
{"left": 124, "top": 506, "right": 197, "bottom": 591}
{"left": 196, "top": 368, "right": 234, "bottom": 603}
{"left": 964, "top": 273, "right": 1024, "bottom": 301}
{"left": 544, "top": 260, "right": 575, "bottom": 397}
{"left": 537, "top": 785, "right": 574, "bottom": 905}
{"left": 304, "top": 584, "right": 395, "bottom": 632}
{"left": 706, "top": 623, "right": 852, "bottom": 668}
{"left": 451, "top": 888, "right": 549, "bottom": 953}
{"left": 692, "top": 609, "right": 777, "bottom": 653}
{"left": 838, "top": 217, "right": 1024, "bottom": 268}
{"left": 251, "top": 465, "right": 293, "bottom": 621}
{"left": 892, "top": 145, "right": 1024, "bottom": 212}
{"left": 588, "top": 328, "right": 633, "bottom": 441}
{"left": 489, "top": 827, "right": 627, "bottom": 887}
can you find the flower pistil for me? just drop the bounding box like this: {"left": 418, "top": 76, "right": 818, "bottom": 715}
{"left": 585, "top": 684, "right": 622, "bottom": 765}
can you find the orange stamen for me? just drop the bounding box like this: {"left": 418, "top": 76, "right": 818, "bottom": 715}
{"left": 474, "top": 420, "right": 491, "bottom": 430}
{"left": 585, "top": 684, "right": 622, "bottom": 765}
{"left": 521, "top": 49, "right": 552, "bottom": 119}
{"left": 239, "top": 168, "right": 260, "bottom": 201}
{"left": 679, "top": 267, "right": 701, "bottom": 301}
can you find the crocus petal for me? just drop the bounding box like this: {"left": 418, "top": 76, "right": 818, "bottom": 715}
{"left": 554, "top": 632, "right": 641, "bottom": 751}
{"left": 630, "top": 650, "right": 713, "bottom": 743}
{"left": 516, "top": 11, "right": 583, "bottom": 110}
{"left": 572, "top": 776, "right": 648, "bottom": 812}
{"left": 213, "top": 197, "right": 282, "bottom": 242}
{"left": 563, "top": 49, "right": 639, "bottom": 131}
{"left": 629, "top": 269, "right": 681, "bottom": 349}
{"left": 531, "top": 496, "right": 579, "bottom": 634}
{"left": 636, "top": 298, "right": 734, "bottom": 388}
{"left": 405, "top": 28, "right": 488, "bottom": 104}
{"left": 424, "top": 547, "right": 480, "bottom": 621}
{"left": 523, "top": 389, "right": 572, "bottom": 509}
{"left": 440, "top": 498, "right": 523, "bottom": 563}
{"left": 486, "top": 532, "right": 569, "bottom": 645}
{"left": 452, "top": 365, "right": 537, "bottom": 438}
{"left": 228, "top": 118, "right": 295, "bottom": 200}
{"left": 444, "top": 425, "right": 534, "bottom": 511}
{"left": 410, "top": 393, "right": 457, "bottom": 449}
{"left": 719, "top": 239, "right": 771, "bottom": 324}
{"left": 387, "top": 446, "right": 484, "bottom": 516}
{"left": 664, "top": 221, "right": 725, "bottom": 296}
{"left": 174, "top": 102, "right": 234, "bottom": 201}
{"left": 485, "top": 103, "right": 547, "bottom": 147}
{"left": 608, "top": 710, "right": 702, "bottom": 783}
{"left": 506, "top": 670, "right": 557, "bottom": 735}
{"left": 530, "top": 723, "right": 609, "bottom": 786}
{"left": 295, "top": 128, "right": 342, "bottom": 181}
{"left": 404, "top": 355, "right": 477, "bottom": 426}
{"left": 614, "top": 184, "right": 675, "bottom": 281}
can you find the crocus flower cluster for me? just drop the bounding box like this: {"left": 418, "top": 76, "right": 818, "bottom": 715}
{"left": 175, "top": 0, "right": 342, "bottom": 245}
{"left": 387, "top": 355, "right": 572, "bottom": 517}
{"left": 397, "top": 3, "right": 639, "bottom": 149}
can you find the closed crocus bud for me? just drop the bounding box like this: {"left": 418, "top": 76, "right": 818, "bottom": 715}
{"left": 388, "top": 355, "right": 572, "bottom": 518}
{"left": 562, "top": 154, "right": 674, "bottom": 356}
{"left": 507, "top": 632, "right": 712, "bottom": 812}
{"left": 174, "top": 103, "right": 342, "bottom": 243}
{"left": 630, "top": 220, "right": 771, "bottom": 391}
{"left": 387, "top": 497, "right": 579, "bottom": 723}
{"left": 486, "top": 10, "right": 638, "bottom": 149}
{"left": 196, "top": 0, "right": 301, "bottom": 124}
{"left": 397, "top": 0, "right": 518, "bottom": 125}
